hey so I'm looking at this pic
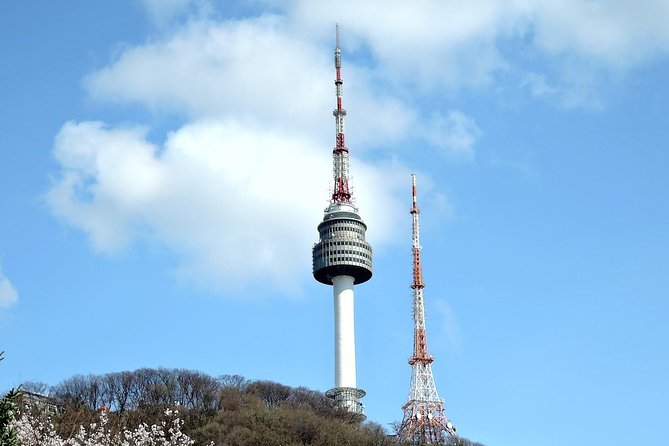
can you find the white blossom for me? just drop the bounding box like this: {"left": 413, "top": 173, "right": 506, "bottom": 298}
{"left": 12, "top": 407, "right": 209, "bottom": 446}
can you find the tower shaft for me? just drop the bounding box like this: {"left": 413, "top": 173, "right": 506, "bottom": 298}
{"left": 398, "top": 175, "right": 457, "bottom": 445}
{"left": 313, "top": 25, "right": 372, "bottom": 417}
{"left": 333, "top": 275, "right": 357, "bottom": 388}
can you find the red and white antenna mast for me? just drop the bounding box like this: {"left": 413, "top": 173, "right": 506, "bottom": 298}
{"left": 332, "top": 23, "right": 351, "bottom": 204}
{"left": 397, "top": 174, "right": 457, "bottom": 445}
{"left": 409, "top": 174, "right": 431, "bottom": 366}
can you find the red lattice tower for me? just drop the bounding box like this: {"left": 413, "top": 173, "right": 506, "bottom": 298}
{"left": 397, "top": 175, "right": 457, "bottom": 445}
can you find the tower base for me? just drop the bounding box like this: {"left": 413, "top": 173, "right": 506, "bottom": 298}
{"left": 398, "top": 399, "right": 457, "bottom": 445}
{"left": 325, "top": 386, "right": 366, "bottom": 417}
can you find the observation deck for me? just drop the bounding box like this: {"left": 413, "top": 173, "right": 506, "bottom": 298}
{"left": 312, "top": 202, "right": 373, "bottom": 285}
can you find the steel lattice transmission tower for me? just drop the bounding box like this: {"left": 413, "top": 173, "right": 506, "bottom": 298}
{"left": 397, "top": 175, "right": 457, "bottom": 445}
{"left": 312, "top": 25, "right": 373, "bottom": 416}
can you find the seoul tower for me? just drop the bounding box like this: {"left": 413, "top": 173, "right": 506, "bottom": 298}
{"left": 312, "top": 25, "right": 373, "bottom": 415}
{"left": 397, "top": 175, "right": 457, "bottom": 445}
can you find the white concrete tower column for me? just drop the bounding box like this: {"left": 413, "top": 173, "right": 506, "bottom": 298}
{"left": 332, "top": 274, "right": 356, "bottom": 389}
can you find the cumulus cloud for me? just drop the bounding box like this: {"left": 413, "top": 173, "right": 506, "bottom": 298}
{"left": 0, "top": 271, "right": 18, "bottom": 309}
{"left": 286, "top": 0, "right": 669, "bottom": 102}
{"left": 55, "top": 10, "right": 467, "bottom": 294}
{"left": 424, "top": 111, "right": 482, "bottom": 160}
{"left": 87, "top": 17, "right": 327, "bottom": 124}
{"left": 288, "top": 0, "right": 512, "bottom": 90}
{"left": 531, "top": 1, "right": 669, "bottom": 68}
{"left": 125, "top": 1, "right": 669, "bottom": 103}
{"left": 104, "top": 1, "right": 669, "bottom": 123}
{"left": 84, "top": 16, "right": 436, "bottom": 154}
{"left": 49, "top": 0, "right": 669, "bottom": 294}
{"left": 46, "top": 120, "right": 409, "bottom": 293}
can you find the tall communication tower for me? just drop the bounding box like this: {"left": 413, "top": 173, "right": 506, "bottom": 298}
{"left": 312, "top": 25, "right": 373, "bottom": 415}
{"left": 397, "top": 175, "right": 457, "bottom": 445}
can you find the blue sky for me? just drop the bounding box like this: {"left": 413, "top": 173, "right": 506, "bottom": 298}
{"left": 1, "top": 1, "right": 668, "bottom": 445}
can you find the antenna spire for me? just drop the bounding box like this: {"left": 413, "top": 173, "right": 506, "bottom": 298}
{"left": 336, "top": 23, "right": 340, "bottom": 49}
{"left": 331, "top": 24, "right": 351, "bottom": 203}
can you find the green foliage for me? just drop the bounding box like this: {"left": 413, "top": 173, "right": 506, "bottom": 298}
{"left": 17, "top": 367, "right": 485, "bottom": 446}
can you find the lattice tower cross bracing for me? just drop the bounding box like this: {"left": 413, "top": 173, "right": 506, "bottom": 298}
{"left": 397, "top": 174, "right": 457, "bottom": 445}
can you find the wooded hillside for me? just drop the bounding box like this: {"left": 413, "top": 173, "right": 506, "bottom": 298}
{"left": 14, "top": 368, "right": 484, "bottom": 446}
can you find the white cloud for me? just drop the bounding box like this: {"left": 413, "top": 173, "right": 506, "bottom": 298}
{"left": 424, "top": 111, "right": 482, "bottom": 160}
{"left": 288, "top": 0, "right": 512, "bottom": 91}
{"left": 90, "top": 1, "right": 669, "bottom": 139}
{"left": 47, "top": 122, "right": 163, "bottom": 252}
{"left": 46, "top": 120, "right": 409, "bottom": 293}
{"left": 531, "top": 1, "right": 669, "bottom": 68}
{"left": 139, "top": 0, "right": 205, "bottom": 27}
{"left": 51, "top": 0, "right": 669, "bottom": 294}
{"left": 56, "top": 13, "right": 460, "bottom": 294}
{"left": 126, "top": 1, "right": 669, "bottom": 104}
{"left": 286, "top": 0, "right": 669, "bottom": 103}
{"left": 0, "top": 271, "right": 18, "bottom": 309}
{"left": 520, "top": 72, "right": 558, "bottom": 99}
{"left": 87, "top": 16, "right": 324, "bottom": 122}
{"left": 432, "top": 299, "right": 460, "bottom": 349}
{"left": 85, "top": 16, "right": 423, "bottom": 152}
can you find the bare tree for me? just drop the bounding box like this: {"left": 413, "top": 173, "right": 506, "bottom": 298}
{"left": 217, "top": 374, "right": 249, "bottom": 390}
{"left": 245, "top": 380, "right": 292, "bottom": 409}
{"left": 19, "top": 381, "right": 49, "bottom": 396}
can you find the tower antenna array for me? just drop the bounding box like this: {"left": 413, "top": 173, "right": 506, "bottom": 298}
{"left": 332, "top": 23, "right": 351, "bottom": 204}
{"left": 397, "top": 175, "right": 457, "bottom": 445}
{"left": 312, "top": 25, "right": 373, "bottom": 416}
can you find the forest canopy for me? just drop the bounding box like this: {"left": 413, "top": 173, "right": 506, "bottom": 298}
{"left": 10, "top": 367, "right": 483, "bottom": 446}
